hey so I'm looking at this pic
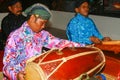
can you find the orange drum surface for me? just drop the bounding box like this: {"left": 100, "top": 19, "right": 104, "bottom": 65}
{"left": 95, "top": 40, "right": 120, "bottom": 54}
{"left": 25, "top": 47, "right": 105, "bottom": 80}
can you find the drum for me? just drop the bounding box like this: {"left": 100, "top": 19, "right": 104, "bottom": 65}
{"left": 94, "top": 40, "right": 120, "bottom": 54}
{"left": 25, "top": 47, "right": 105, "bottom": 80}
{"left": 102, "top": 40, "right": 120, "bottom": 45}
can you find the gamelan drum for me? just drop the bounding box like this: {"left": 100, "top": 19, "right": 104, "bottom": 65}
{"left": 94, "top": 40, "right": 120, "bottom": 54}
{"left": 24, "top": 47, "right": 105, "bottom": 80}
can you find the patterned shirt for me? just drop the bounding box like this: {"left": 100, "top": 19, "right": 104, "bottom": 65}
{"left": 3, "top": 21, "right": 85, "bottom": 80}
{"left": 66, "top": 13, "right": 103, "bottom": 45}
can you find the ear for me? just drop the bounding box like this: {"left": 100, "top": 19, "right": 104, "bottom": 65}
{"left": 30, "top": 15, "right": 34, "bottom": 19}
{"left": 29, "top": 15, "right": 36, "bottom": 22}
{"left": 75, "top": 8, "right": 78, "bottom": 13}
{"left": 8, "top": 6, "right": 12, "bottom": 12}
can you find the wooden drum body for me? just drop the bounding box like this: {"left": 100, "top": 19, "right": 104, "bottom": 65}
{"left": 25, "top": 47, "right": 105, "bottom": 80}
{"left": 95, "top": 40, "right": 120, "bottom": 54}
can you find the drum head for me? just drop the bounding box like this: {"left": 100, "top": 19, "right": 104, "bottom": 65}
{"left": 25, "top": 62, "right": 46, "bottom": 80}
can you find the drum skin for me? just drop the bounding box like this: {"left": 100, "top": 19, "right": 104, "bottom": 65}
{"left": 25, "top": 47, "right": 105, "bottom": 80}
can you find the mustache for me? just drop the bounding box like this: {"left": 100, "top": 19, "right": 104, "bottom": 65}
{"left": 17, "top": 10, "right": 22, "bottom": 13}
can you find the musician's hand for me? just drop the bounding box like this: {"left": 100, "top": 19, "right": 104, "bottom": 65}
{"left": 90, "top": 36, "right": 102, "bottom": 44}
{"left": 102, "top": 37, "right": 112, "bottom": 41}
{"left": 17, "top": 71, "right": 26, "bottom": 80}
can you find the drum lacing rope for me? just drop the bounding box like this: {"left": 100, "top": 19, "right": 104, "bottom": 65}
{"left": 40, "top": 50, "right": 99, "bottom": 65}
{"left": 40, "top": 50, "right": 102, "bottom": 79}
{"left": 38, "top": 48, "right": 57, "bottom": 65}
{"left": 74, "top": 61, "right": 105, "bottom": 80}
{"left": 91, "top": 47, "right": 106, "bottom": 75}
{"left": 74, "top": 47, "right": 106, "bottom": 80}
{"left": 79, "top": 73, "right": 90, "bottom": 80}
{"left": 47, "top": 57, "right": 67, "bottom": 79}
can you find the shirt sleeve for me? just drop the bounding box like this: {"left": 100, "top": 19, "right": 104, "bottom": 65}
{"left": 66, "top": 19, "right": 92, "bottom": 45}
{"left": 42, "top": 31, "right": 85, "bottom": 49}
{"left": 3, "top": 37, "right": 24, "bottom": 80}
{"left": 90, "top": 20, "right": 104, "bottom": 40}
{"left": 66, "top": 19, "right": 79, "bottom": 41}
{"left": 66, "top": 20, "right": 73, "bottom": 41}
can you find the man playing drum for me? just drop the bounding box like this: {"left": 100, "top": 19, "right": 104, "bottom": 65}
{"left": 2, "top": 3, "right": 85, "bottom": 80}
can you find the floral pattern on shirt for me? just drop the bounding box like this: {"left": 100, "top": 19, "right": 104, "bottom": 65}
{"left": 66, "top": 13, "right": 103, "bottom": 45}
{"left": 3, "top": 21, "right": 85, "bottom": 80}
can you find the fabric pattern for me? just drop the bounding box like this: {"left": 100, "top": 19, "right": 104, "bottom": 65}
{"left": 3, "top": 22, "right": 85, "bottom": 80}
{"left": 66, "top": 13, "right": 103, "bottom": 45}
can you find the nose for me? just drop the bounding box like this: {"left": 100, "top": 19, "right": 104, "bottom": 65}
{"left": 18, "top": 7, "right": 22, "bottom": 10}
{"left": 16, "top": 6, "right": 22, "bottom": 11}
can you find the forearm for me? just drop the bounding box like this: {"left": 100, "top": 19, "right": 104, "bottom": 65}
{"left": 79, "top": 38, "right": 93, "bottom": 45}
{"left": 56, "top": 39, "right": 85, "bottom": 48}
{"left": 45, "top": 37, "right": 85, "bottom": 49}
{"left": 3, "top": 47, "right": 21, "bottom": 80}
{"left": 69, "top": 35, "right": 92, "bottom": 45}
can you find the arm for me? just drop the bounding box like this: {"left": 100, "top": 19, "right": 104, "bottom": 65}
{"left": 42, "top": 30, "right": 85, "bottom": 49}
{"left": 66, "top": 21, "right": 74, "bottom": 41}
{"left": 66, "top": 19, "right": 93, "bottom": 45}
{"left": 3, "top": 36, "right": 25, "bottom": 80}
{"left": 90, "top": 19, "right": 103, "bottom": 40}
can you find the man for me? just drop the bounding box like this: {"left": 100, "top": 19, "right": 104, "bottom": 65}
{"left": 1, "top": 0, "right": 26, "bottom": 42}
{"left": 3, "top": 3, "right": 85, "bottom": 80}
{"left": 66, "top": 0, "right": 111, "bottom": 45}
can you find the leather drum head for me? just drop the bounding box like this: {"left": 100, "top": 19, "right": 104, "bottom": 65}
{"left": 25, "top": 62, "right": 46, "bottom": 80}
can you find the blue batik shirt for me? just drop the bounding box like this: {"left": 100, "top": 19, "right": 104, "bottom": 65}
{"left": 66, "top": 13, "right": 103, "bottom": 45}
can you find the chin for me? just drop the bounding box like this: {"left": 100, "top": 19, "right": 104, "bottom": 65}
{"left": 83, "top": 15, "right": 88, "bottom": 17}
{"left": 37, "top": 29, "right": 43, "bottom": 33}
{"left": 84, "top": 13, "right": 88, "bottom": 17}
{"left": 16, "top": 12, "right": 22, "bottom": 15}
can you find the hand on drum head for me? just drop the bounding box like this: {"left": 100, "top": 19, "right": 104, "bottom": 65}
{"left": 17, "top": 71, "right": 26, "bottom": 80}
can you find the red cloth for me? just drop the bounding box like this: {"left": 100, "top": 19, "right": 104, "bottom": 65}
{"left": 0, "top": 50, "right": 4, "bottom": 71}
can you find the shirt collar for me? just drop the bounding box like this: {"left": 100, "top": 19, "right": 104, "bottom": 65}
{"left": 22, "top": 21, "right": 34, "bottom": 37}
{"left": 77, "top": 13, "right": 86, "bottom": 18}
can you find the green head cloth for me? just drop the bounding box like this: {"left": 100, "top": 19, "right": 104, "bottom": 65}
{"left": 24, "top": 3, "right": 51, "bottom": 20}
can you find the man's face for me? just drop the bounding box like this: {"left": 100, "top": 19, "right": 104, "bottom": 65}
{"left": 28, "top": 15, "right": 47, "bottom": 33}
{"left": 75, "top": 2, "right": 89, "bottom": 17}
{"left": 8, "top": 2, "right": 22, "bottom": 16}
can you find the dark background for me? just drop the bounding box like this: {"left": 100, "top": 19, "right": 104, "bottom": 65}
{"left": 0, "top": 0, "right": 120, "bottom": 18}
{"left": 0, "top": 0, "right": 54, "bottom": 12}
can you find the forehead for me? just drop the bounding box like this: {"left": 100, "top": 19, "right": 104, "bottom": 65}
{"left": 10, "top": 2, "right": 21, "bottom": 7}
{"left": 78, "top": 2, "right": 89, "bottom": 8}
{"left": 80, "top": 2, "right": 89, "bottom": 6}
{"left": 37, "top": 17, "right": 48, "bottom": 22}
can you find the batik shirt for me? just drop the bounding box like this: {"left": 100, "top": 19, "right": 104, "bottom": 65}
{"left": 3, "top": 21, "right": 85, "bottom": 80}
{"left": 66, "top": 13, "right": 103, "bottom": 45}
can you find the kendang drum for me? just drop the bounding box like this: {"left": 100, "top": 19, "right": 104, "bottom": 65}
{"left": 94, "top": 40, "right": 120, "bottom": 54}
{"left": 25, "top": 47, "right": 105, "bottom": 80}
